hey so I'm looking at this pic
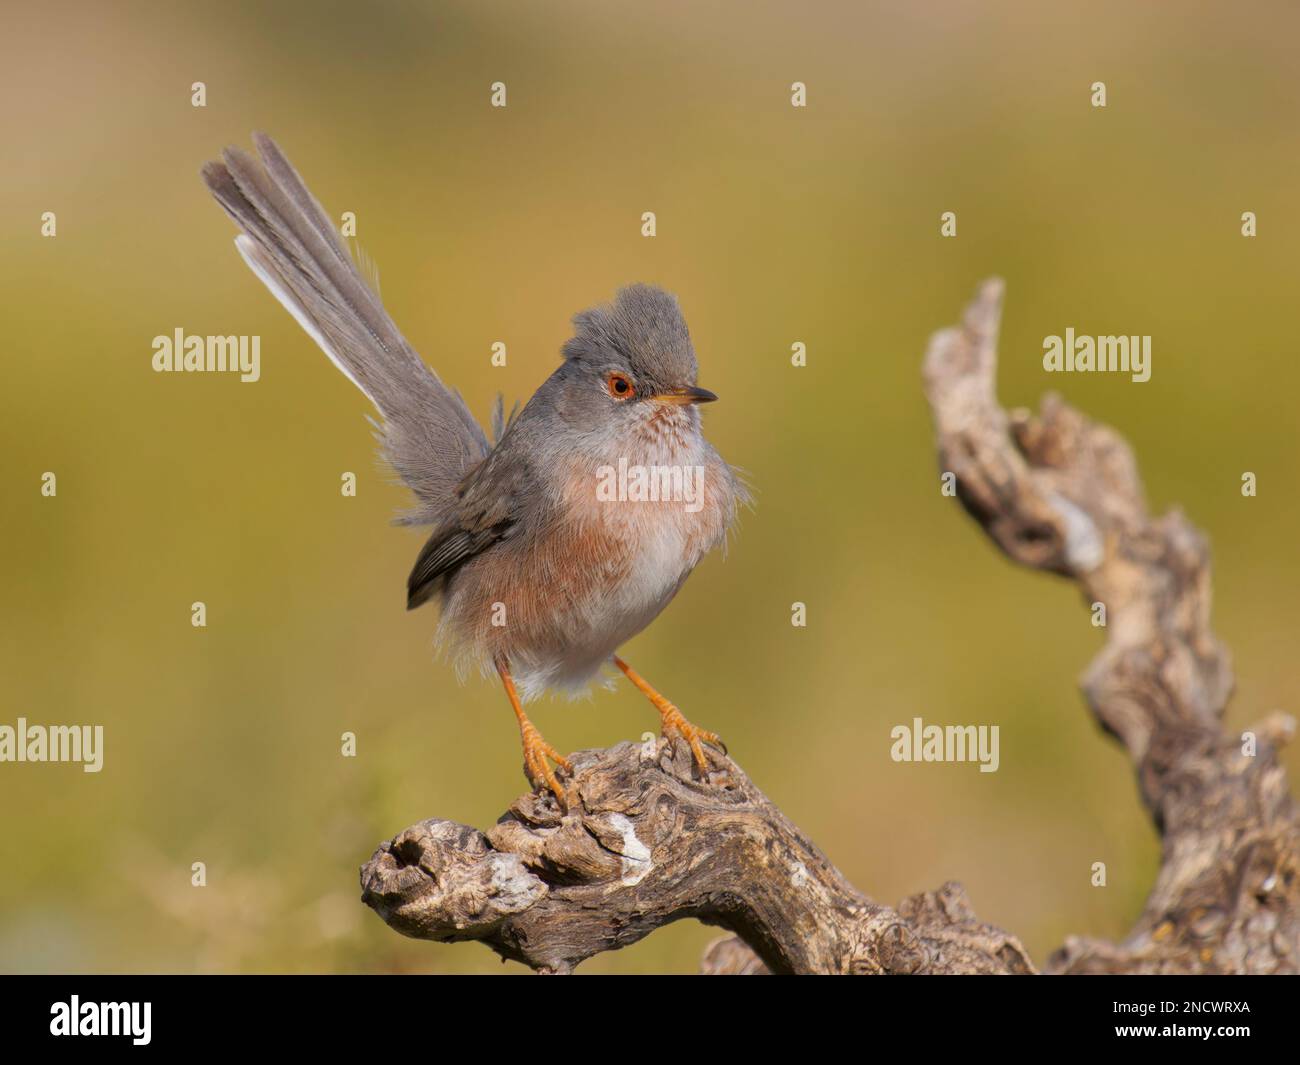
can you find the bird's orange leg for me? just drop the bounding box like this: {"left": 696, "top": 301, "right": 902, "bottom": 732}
{"left": 613, "top": 655, "right": 723, "bottom": 773}
{"left": 496, "top": 657, "right": 571, "bottom": 804}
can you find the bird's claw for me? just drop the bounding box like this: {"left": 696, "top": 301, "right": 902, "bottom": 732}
{"left": 659, "top": 704, "right": 726, "bottom": 775}
{"left": 520, "top": 724, "right": 572, "bottom": 806}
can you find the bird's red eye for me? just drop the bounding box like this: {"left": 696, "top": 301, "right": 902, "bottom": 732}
{"left": 607, "top": 373, "right": 634, "bottom": 399}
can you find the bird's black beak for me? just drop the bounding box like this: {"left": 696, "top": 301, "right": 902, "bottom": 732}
{"left": 653, "top": 385, "right": 718, "bottom": 405}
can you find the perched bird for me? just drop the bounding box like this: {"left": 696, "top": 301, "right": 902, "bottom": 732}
{"left": 202, "top": 134, "right": 745, "bottom": 802}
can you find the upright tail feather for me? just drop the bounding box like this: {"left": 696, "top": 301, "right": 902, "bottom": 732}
{"left": 201, "top": 133, "right": 490, "bottom": 523}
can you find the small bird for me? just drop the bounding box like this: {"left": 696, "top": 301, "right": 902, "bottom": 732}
{"left": 202, "top": 134, "right": 745, "bottom": 802}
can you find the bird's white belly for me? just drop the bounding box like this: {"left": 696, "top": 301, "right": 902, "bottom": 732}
{"left": 500, "top": 424, "right": 732, "bottom": 701}
{"left": 514, "top": 497, "right": 711, "bottom": 700}
{"left": 605, "top": 504, "right": 698, "bottom": 640}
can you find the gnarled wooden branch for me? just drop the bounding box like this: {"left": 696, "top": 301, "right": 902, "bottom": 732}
{"left": 360, "top": 281, "right": 1298, "bottom": 974}
{"left": 359, "top": 739, "right": 1033, "bottom": 974}
{"left": 919, "top": 279, "right": 1299, "bottom": 974}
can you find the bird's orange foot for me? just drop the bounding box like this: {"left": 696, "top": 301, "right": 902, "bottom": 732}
{"left": 612, "top": 655, "right": 726, "bottom": 778}
{"left": 659, "top": 703, "right": 726, "bottom": 774}
{"left": 520, "top": 721, "right": 573, "bottom": 805}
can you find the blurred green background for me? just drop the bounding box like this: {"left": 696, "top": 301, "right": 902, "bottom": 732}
{"left": 2, "top": 0, "right": 1297, "bottom": 974}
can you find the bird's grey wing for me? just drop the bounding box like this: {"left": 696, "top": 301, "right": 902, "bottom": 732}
{"left": 405, "top": 431, "right": 534, "bottom": 609}
{"left": 201, "top": 133, "right": 490, "bottom": 523}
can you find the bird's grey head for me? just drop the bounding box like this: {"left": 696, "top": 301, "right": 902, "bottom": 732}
{"left": 553, "top": 286, "right": 717, "bottom": 438}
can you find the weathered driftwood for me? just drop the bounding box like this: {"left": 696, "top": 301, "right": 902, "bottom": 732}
{"left": 360, "top": 280, "right": 1299, "bottom": 974}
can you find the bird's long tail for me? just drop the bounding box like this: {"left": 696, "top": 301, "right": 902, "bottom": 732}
{"left": 201, "top": 133, "right": 489, "bottom": 521}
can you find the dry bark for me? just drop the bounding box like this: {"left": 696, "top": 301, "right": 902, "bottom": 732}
{"left": 360, "top": 739, "right": 1034, "bottom": 974}
{"left": 359, "top": 280, "right": 1299, "bottom": 974}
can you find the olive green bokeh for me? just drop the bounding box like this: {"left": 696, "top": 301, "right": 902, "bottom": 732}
{"left": 2, "top": 0, "right": 1297, "bottom": 974}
